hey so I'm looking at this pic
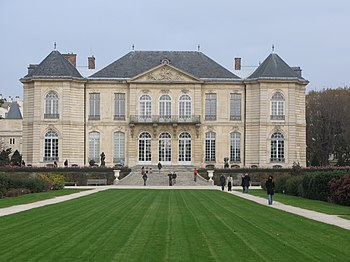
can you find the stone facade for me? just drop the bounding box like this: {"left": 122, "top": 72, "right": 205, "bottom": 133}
{"left": 20, "top": 50, "right": 308, "bottom": 168}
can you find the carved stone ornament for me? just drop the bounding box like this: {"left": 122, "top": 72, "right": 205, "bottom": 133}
{"left": 142, "top": 90, "right": 150, "bottom": 94}
{"left": 181, "top": 89, "right": 189, "bottom": 94}
{"left": 147, "top": 67, "right": 184, "bottom": 81}
{"left": 231, "top": 126, "right": 240, "bottom": 132}
{"left": 129, "top": 124, "right": 135, "bottom": 138}
{"left": 207, "top": 126, "right": 214, "bottom": 132}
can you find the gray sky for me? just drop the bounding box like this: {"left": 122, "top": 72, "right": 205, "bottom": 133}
{"left": 1, "top": 0, "right": 349, "bottom": 99}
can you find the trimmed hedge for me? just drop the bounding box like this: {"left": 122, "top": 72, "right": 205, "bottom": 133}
{"left": 329, "top": 174, "right": 350, "bottom": 206}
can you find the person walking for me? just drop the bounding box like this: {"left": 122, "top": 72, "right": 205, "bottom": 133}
{"left": 143, "top": 170, "right": 148, "bottom": 186}
{"left": 220, "top": 174, "right": 226, "bottom": 191}
{"left": 227, "top": 175, "right": 233, "bottom": 191}
{"left": 157, "top": 162, "right": 162, "bottom": 173}
{"left": 168, "top": 172, "right": 173, "bottom": 186}
{"left": 243, "top": 173, "right": 251, "bottom": 193}
{"left": 265, "top": 175, "right": 275, "bottom": 205}
{"left": 193, "top": 168, "right": 198, "bottom": 182}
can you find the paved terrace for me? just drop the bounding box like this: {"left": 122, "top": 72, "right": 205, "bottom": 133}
{"left": 0, "top": 185, "right": 349, "bottom": 231}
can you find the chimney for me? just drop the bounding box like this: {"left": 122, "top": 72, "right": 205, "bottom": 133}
{"left": 8, "top": 96, "right": 13, "bottom": 103}
{"left": 15, "top": 96, "right": 20, "bottom": 102}
{"left": 27, "top": 64, "right": 38, "bottom": 75}
{"left": 234, "top": 57, "right": 241, "bottom": 70}
{"left": 292, "top": 67, "right": 302, "bottom": 77}
{"left": 63, "top": 53, "right": 77, "bottom": 67}
{"left": 88, "top": 56, "right": 95, "bottom": 69}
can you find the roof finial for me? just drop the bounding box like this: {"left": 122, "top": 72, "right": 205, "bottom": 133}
{"left": 272, "top": 44, "right": 275, "bottom": 53}
{"left": 197, "top": 44, "right": 200, "bottom": 51}
{"left": 132, "top": 44, "right": 135, "bottom": 51}
{"left": 54, "top": 42, "right": 57, "bottom": 50}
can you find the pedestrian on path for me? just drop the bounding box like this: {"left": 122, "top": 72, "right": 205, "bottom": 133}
{"left": 242, "top": 173, "right": 251, "bottom": 193}
{"left": 220, "top": 174, "right": 226, "bottom": 191}
{"left": 193, "top": 168, "right": 198, "bottom": 182}
{"left": 227, "top": 175, "right": 233, "bottom": 191}
{"left": 265, "top": 175, "right": 275, "bottom": 205}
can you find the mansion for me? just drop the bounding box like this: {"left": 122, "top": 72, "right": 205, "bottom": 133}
{"left": 20, "top": 49, "right": 308, "bottom": 168}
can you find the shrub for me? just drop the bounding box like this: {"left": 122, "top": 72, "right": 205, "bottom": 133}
{"left": 47, "top": 174, "right": 65, "bottom": 190}
{"left": 0, "top": 173, "right": 9, "bottom": 198}
{"left": 36, "top": 174, "right": 53, "bottom": 191}
{"left": 329, "top": 174, "right": 350, "bottom": 206}
{"left": 301, "top": 172, "right": 344, "bottom": 201}
{"left": 285, "top": 176, "right": 304, "bottom": 196}
{"left": 7, "top": 175, "right": 45, "bottom": 193}
{"left": 5, "top": 188, "right": 31, "bottom": 197}
{"left": 274, "top": 175, "right": 290, "bottom": 193}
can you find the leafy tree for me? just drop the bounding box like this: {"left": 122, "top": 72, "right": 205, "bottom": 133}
{"left": 306, "top": 87, "right": 350, "bottom": 166}
{"left": 10, "top": 150, "right": 22, "bottom": 166}
{"left": 0, "top": 148, "right": 12, "bottom": 166}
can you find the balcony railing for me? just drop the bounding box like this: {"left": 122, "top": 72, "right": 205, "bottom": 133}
{"left": 129, "top": 115, "right": 201, "bottom": 124}
{"left": 270, "top": 115, "right": 285, "bottom": 120}
{"left": 44, "top": 114, "right": 59, "bottom": 119}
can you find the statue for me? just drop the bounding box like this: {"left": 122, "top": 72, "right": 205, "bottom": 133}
{"left": 224, "top": 157, "right": 229, "bottom": 169}
{"left": 100, "top": 152, "right": 106, "bottom": 167}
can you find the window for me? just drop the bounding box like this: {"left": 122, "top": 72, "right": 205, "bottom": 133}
{"left": 139, "top": 95, "right": 152, "bottom": 122}
{"left": 158, "top": 132, "right": 171, "bottom": 162}
{"left": 270, "top": 92, "right": 285, "bottom": 120}
{"left": 271, "top": 132, "right": 285, "bottom": 162}
{"left": 44, "top": 91, "right": 59, "bottom": 119}
{"left": 89, "top": 93, "right": 100, "bottom": 120}
{"left": 205, "top": 132, "right": 216, "bottom": 162}
{"left": 179, "top": 95, "right": 192, "bottom": 121}
{"left": 230, "top": 93, "right": 241, "bottom": 120}
{"left": 230, "top": 132, "right": 241, "bottom": 162}
{"left": 114, "top": 93, "right": 125, "bottom": 120}
{"left": 205, "top": 93, "right": 216, "bottom": 120}
{"left": 179, "top": 132, "right": 191, "bottom": 162}
{"left": 89, "top": 132, "right": 100, "bottom": 162}
{"left": 138, "top": 132, "right": 151, "bottom": 162}
{"left": 114, "top": 132, "right": 125, "bottom": 163}
{"left": 44, "top": 130, "right": 58, "bottom": 161}
{"left": 159, "top": 95, "right": 171, "bottom": 121}
{"left": 9, "top": 138, "right": 15, "bottom": 145}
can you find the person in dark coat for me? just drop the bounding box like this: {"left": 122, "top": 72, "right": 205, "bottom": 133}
{"left": 220, "top": 174, "right": 226, "bottom": 191}
{"left": 157, "top": 162, "right": 162, "bottom": 173}
{"left": 143, "top": 170, "right": 148, "bottom": 186}
{"left": 242, "top": 173, "right": 251, "bottom": 193}
{"left": 172, "top": 172, "right": 177, "bottom": 185}
{"left": 265, "top": 175, "right": 275, "bottom": 205}
{"left": 168, "top": 172, "right": 172, "bottom": 186}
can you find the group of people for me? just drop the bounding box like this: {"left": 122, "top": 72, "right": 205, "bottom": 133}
{"left": 168, "top": 172, "right": 177, "bottom": 186}
{"left": 219, "top": 173, "right": 275, "bottom": 205}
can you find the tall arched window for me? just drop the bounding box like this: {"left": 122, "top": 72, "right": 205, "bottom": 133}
{"left": 179, "top": 94, "right": 192, "bottom": 121}
{"left": 271, "top": 132, "right": 285, "bottom": 162}
{"left": 159, "top": 132, "right": 171, "bottom": 162}
{"left": 89, "top": 132, "right": 100, "bottom": 162}
{"left": 44, "top": 130, "right": 58, "bottom": 161}
{"left": 159, "top": 95, "right": 171, "bottom": 121}
{"left": 44, "top": 91, "right": 59, "bottom": 119}
{"left": 230, "top": 132, "right": 241, "bottom": 162}
{"left": 114, "top": 132, "right": 125, "bottom": 163}
{"left": 205, "top": 132, "right": 216, "bottom": 162}
{"left": 179, "top": 132, "right": 191, "bottom": 163}
{"left": 139, "top": 132, "right": 151, "bottom": 162}
{"left": 139, "top": 95, "right": 152, "bottom": 122}
{"left": 270, "top": 92, "right": 285, "bottom": 120}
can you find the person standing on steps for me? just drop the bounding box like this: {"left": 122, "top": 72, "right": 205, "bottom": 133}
{"left": 265, "top": 175, "right": 275, "bottom": 205}
{"left": 193, "top": 168, "right": 198, "bottom": 182}
{"left": 227, "top": 175, "right": 233, "bottom": 191}
{"left": 168, "top": 172, "right": 172, "bottom": 186}
{"left": 172, "top": 172, "right": 177, "bottom": 185}
{"left": 220, "top": 174, "right": 226, "bottom": 191}
{"left": 158, "top": 162, "right": 162, "bottom": 173}
{"left": 143, "top": 170, "right": 148, "bottom": 186}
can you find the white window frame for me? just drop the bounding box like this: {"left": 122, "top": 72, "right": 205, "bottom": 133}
{"left": 89, "top": 93, "right": 100, "bottom": 120}
{"left": 205, "top": 93, "right": 217, "bottom": 120}
{"left": 114, "top": 131, "right": 125, "bottom": 163}
{"left": 114, "top": 93, "right": 125, "bottom": 120}
{"left": 230, "top": 93, "right": 241, "bottom": 120}
{"left": 205, "top": 132, "right": 216, "bottom": 162}
{"left": 89, "top": 131, "right": 100, "bottom": 162}
{"left": 270, "top": 92, "right": 285, "bottom": 120}
{"left": 44, "top": 91, "right": 59, "bottom": 119}
{"left": 271, "top": 132, "right": 285, "bottom": 162}
{"left": 230, "top": 132, "right": 241, "bottom": 162}
{"left": 44, "top": 130, "right": 59, "bottom": 161}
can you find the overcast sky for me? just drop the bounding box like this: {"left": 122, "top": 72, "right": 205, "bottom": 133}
{"left": 1, "top": 0, "right": 349, "bottom": 99}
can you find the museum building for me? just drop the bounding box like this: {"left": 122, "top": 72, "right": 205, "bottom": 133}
{"left": 20, "top": 49, "right": 308, "bottom": 168}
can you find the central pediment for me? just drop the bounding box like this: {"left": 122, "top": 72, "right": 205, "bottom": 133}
{"left": 129, "top": 64, "right": 201, "bottom": 83}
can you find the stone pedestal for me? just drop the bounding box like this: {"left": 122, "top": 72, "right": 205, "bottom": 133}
{"left": 113, "top": 170, "right": 120, "bottom": 185}
{"left": 207, "top": 170, "right": 214, "bottom": 186}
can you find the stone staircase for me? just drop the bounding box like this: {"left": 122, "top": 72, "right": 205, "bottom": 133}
{"left": 117, "top": 165, "right": 210, "bottom": 186}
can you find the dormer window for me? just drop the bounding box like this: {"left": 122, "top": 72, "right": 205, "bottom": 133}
{"left": 161, "top": 58, "right": 170, "bottom": 65}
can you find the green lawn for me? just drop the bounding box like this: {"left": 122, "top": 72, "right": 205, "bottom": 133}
{"left": 247, "top": 189, "right": 350, "bottom": 218}
{"left": 0, "top": 189, "right": 349, "bottom": 262}
{"left": 0, "top": 189, "right": 87, "bottom": 208}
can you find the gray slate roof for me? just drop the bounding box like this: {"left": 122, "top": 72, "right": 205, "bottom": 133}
{"left": 90, "top": 51, "right": 240, "bottom": 80}
{"left": 247, "top": 53, "right": 306, "bottom": 81}
{"left": 23, "top": 50, "right": 82, "bottom": 79}
{"left": 6, "top": 102, "right": 22, "bottom": 119}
